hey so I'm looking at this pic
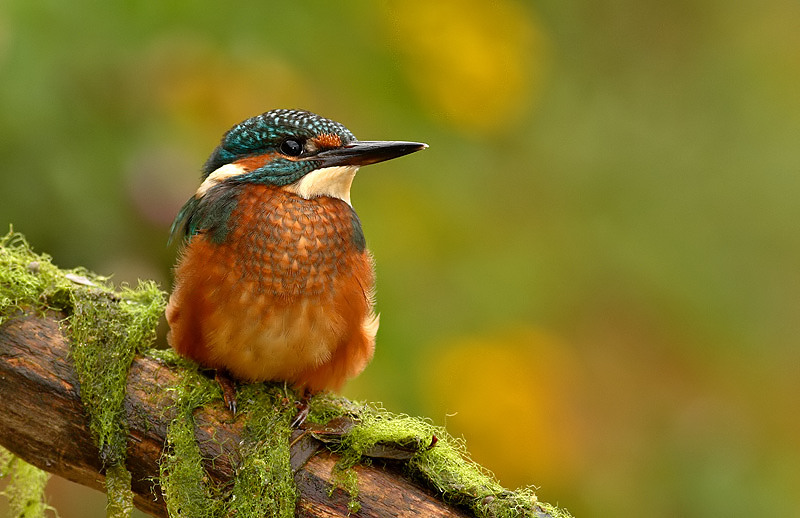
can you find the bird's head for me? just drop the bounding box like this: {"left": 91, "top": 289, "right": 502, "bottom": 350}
{"left": 196, "top": 109, "right": 426, "bottom": 204}
{"left": 170, "top": 109, "right": 427, "bottom": 243}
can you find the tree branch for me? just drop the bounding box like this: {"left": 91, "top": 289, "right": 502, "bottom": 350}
{"left": 0, "top": 310, "right": 471, "bottom": 517}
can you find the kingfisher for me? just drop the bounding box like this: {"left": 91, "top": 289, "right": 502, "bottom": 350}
{"left": 166, "top": 109, "right": 426, "bottom": 414}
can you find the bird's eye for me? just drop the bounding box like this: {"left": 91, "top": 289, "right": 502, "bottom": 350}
{"left": 280, "top": 138, "right": 303, "bottom": 157}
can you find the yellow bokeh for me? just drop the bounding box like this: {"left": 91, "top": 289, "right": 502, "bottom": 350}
{"left": 382, "top": 0, "right": 548, "bottom": 134}
{"left": 144, "top": 38, "right": 312, "bottom": 140}
{"left": 421, "top": 327, "right": 583, "bottom": 487}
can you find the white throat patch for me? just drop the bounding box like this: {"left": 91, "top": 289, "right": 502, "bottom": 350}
{"left": 195, "top": 163, "right": 248, "bottom": 199}
{"left": 284, "top": 165, "right": 359, "bottom": 205}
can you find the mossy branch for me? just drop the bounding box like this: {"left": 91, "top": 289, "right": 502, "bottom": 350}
{"left": 0, "top": 310, "right": 474, "bottom": 517}
{"left": 0, "top": 231, "right": 572, "bottom": 518}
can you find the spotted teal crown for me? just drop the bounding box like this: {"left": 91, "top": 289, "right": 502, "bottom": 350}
{"left": 203, "top": 109, "right": 357, "bottom": 176}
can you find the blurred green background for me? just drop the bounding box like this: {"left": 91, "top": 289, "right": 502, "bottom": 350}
{"left": 1, "top": 0, "right": 799, "bottom": 516}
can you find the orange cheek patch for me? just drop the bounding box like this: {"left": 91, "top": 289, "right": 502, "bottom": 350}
{"left": 311, "top": 133, "right": 342, "bottom": 149}
{"left": 234, "top": 152, "right": 278, "bottom": 170}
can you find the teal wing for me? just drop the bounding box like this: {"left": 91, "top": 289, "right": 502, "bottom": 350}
{"left": 167, "top": 196, "right": 199, "bottom": 246}
{"left": 168, "top": 186, "right": 242, "bottom": 246}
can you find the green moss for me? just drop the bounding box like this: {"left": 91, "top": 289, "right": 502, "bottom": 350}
{"left": 69, "top": 281, "right": 165, "bottom": 466}
{"left": 0, "top": 446, "right": 53, "bottom": 518}
{"left": 157, "top": 360, "right": 223, "bottom": 518}
{"left": 0, "top": 230, "right": 166, "bottom": 518}
{"left": 305, "top": 392, "right": 357, "bottom": 425}
{"left": 152, "top": 353, "right": 228, "bottom": 515}
{"left": 157, "top": 366, "right": 299, "bottom": 518}
{"left": 68, "top": 277, "right": 164, "bottom": 518}
{"left": 329, "top": 465, "right": 361, "bottom": 513}
{"left": 0, "top": 228, "right": 80, "bottom": 324}
{"left": 311, "top": 404, "right": 574, "bottom": 518}
{"left": 105, "top": 463, "right": 134, "bottom": 517}
{"left": 0, "top": 447, "right": 10, "bottom": 473}
{"left": 227, "top": 384, "right": 297, "bottom": 518}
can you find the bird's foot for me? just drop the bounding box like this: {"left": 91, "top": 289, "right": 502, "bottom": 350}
{"left": 215, "top": 370, "right": 238, "bottom": 414}
{"left": 290, "top": 389, "right": 312, "bottom": 428}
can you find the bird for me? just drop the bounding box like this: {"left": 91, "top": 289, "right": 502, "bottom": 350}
{"left": 166, "top": 109, "right": 427, "bottom": 415}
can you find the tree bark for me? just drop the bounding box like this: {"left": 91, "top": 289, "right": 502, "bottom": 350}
{"left": 0, "top": 310, "right": 470, "bottom": 517}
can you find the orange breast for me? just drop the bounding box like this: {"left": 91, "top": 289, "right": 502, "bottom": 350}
{"left": 166, "top": 185, "right": 377, "bottom": 393}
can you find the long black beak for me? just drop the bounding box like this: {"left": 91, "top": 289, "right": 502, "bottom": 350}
{"left": 314, "top": 140, "right": 428, "bottom": 168}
